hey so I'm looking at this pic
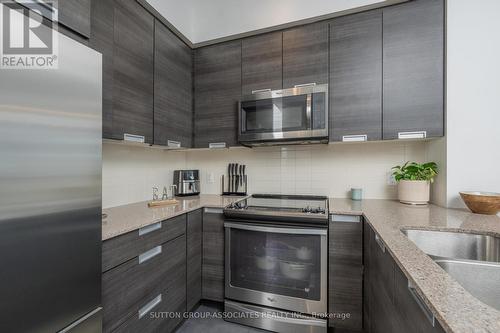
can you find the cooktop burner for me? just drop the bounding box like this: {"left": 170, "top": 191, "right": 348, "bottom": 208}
{"left": 224, "top": 194, "right": 329, "bottom": 225}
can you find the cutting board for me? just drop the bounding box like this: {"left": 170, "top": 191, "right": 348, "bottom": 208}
{"left": 147, "top": 199, "right": 179, "bottom": 208}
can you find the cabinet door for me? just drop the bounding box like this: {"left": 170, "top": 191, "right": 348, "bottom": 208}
{"left": 202, "top": 208, "right": 225, "bottom": 301}
{"left": 363, "top": 221, "right": 371, "bottom": 333}
{"left": 58, "top": 0, "right": 91, "bottom": 38}
{"left": 112, "top": 0, "right": 154, "bottom": 143}
{"left": 187, "top": 210, "right": 202, "bottom": 310}
{"left": 241, "top": 32, "right": 282, "bottom": 96}
{"left": 283, "top": 22, "right": 329, "bottom": 88}
{"left": 383, "top": 0, "right": 444, "bottom": 140}
{"left": 194, "top": 41, "right": 242, "bottom": 148}
{"left": 369, "top": 228, "right": 395, "bottom": 333}
{"left": 394, "top": 264, "right": 445, "bottom": 333}
{"left": 328, "top": 215, "right": 363, "bottom": 331}
{"left": 154, "top": 20, "right": 193, "bottom": 148}
{"left": 330, "top": 11, "right": 382, "bottom": 142}
{"left": 89, "top": 0, "right": 114, "bottom": 139}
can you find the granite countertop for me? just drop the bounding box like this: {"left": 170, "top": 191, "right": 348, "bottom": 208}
{"left": 103, "top": 196, "right": 500, "bottom": 333}
{"left": 329, "top": 198, "right": 500, "bottom": 333}
{"left": 102, "top": 194, "right": 245, "bottom": 241}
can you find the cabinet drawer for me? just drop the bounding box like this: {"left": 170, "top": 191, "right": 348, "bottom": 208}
{"left": 113, "top": 278, "right": 185, "bottom": 333}
{"left": 102, "top": 235, "right": 186, "bottom": 333}
{"left": 102, "top": 214, "right": 186, "bottom": 272}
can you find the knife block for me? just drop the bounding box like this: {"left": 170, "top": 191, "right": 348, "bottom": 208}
{"left": 221, "top": 174, "right": 247, "bottom": 196}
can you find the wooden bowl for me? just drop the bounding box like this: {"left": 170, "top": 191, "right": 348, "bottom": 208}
{"left": 460, "top": 192, "right": 500, "bottom": 215}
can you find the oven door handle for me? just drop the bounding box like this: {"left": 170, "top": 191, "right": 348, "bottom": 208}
{"left": 224, "top": 222, "right": 327, "bottom": 235}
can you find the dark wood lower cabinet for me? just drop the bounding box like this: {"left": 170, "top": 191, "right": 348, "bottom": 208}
{"left": 187, "top": 210, "right": 203, "bottom": 310}
{"left": 102, "top": 213, "right": 188, "bottom": 333}
{"left": 328, "top": 215, "right": 363, "bottom": 331}
{"left": 202, "top": 208, "right": 225, "bottom": 302}
{"left": 364, "top": 223, "right": 445, "bottom": 333}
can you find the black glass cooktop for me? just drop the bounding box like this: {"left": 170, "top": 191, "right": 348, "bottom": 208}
{"left": 224, "top": 194, "right": 329, "bottom": 224}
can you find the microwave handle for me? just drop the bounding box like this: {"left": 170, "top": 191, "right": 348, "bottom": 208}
{"left": 306, "top": 93, "right": 312, "bottom": 129}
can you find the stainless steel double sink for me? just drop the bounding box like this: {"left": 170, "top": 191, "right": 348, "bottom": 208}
{"left": 402, "top": 229, "right": 500, "bottom": 311}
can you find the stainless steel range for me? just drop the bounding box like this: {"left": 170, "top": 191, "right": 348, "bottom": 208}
{"left": 223, "top": 195, "right": 328, "bottom": 333}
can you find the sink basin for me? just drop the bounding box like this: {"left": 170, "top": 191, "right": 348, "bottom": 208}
{"left": 435, "top": 259, "right": 500, "bottom": 311}
{"left": 402, "top": 229, "right": 500, "bottom": 263}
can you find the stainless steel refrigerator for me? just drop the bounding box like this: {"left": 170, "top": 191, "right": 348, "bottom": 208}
{"left": 0, "top": 10, "right": 103, "bottom": 333}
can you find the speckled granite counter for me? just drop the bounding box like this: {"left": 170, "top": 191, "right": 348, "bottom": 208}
{"left": 102, "top": 196, "right": 500, "bottom": 332}
{"left": 329, "top": 198, "right": 500, "bottom": 333}
{"left": 102, "top": 194, "right": 245, "bottom": 241}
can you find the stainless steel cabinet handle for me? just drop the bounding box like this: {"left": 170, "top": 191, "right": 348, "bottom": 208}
{"left": 138, "top": 222, "right": 162, "bottom": 236}
{"left": 251, "top": 88, "right": 272, "bottom": 94}
{"left": 138, "top": 245, "right": 162, "bottom": 264}
{"left": 408, "top": 281, "right": 435, "bottom": 327}
{"left": 374, "top": 233, "right": 386, "bottom": 253}
{"left": 167, "top": 140, "right": 181, "bottom": 148}
{"left": 209, "top": 142, "right": 227, "bottom": 149}
{"left": 342, "top": 134, "right": 367, "bottom": 142}
{"left": 138, "top": 294, "right": 162, "bottom": 319}
{"left": 331, "top": 214, "right": 361, "bottom": 223}
{"left": 398, "top": 131, "right": 427, "bottom": 139}
{"left": 294, "top": 83, "right": 316, "bottom": 88}
{"left": 124, "top": 133, "right": 145, "bottom": 143}
{"left": 204, "top": 208, "right": 223, "bottom": 214}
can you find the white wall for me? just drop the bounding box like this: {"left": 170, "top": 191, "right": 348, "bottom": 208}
{"left": 146, "top": 0, "right": 387, "bottom": 44}
{"left": 102, "top": 141, "right": 428, "bottom": 208}
{"left": 445, "top": 0, "right": 500, "bottom": 208}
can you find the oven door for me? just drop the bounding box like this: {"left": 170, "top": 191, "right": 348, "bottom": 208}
{"left": 224, "top": 222, "right": 327, "bottom": 314}
{"left": 238, "top": 85, "right": 328, "bottom": 144}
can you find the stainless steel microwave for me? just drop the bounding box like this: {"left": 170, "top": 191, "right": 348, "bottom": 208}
{"left": 238, "top": 84, "right": 329, "bottom": 146}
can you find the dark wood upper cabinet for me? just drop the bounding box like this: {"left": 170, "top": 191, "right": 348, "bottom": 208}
{"left": 58, "top": 0, "right": 91, "bottom": 38}
{"left": 194, "top": 41, "right": 242, "bottom": 148}
{"left": 241, "top": 32, "right": 283, "bottom": 96}
{"left": 89, "top": 0, "right": 114, "bottom": 139}
{"left": 330, "top": 10, "right": 382, "bottom": 142}
{"left": 283, "top": 22, "right": 329, "bottom": 88}
{"left": 154, "top": 20, "right": 193, "bottom": 148}
{"left": 112, "top": 0, "right": 154, "bottom": 143}
{"left": 382, "top": 0, "right": 444, "bottom": 140}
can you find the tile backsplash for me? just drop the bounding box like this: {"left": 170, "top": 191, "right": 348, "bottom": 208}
{"left": 185, "top": 141, "right": 427, "bottom": 199}
{"left": 103, "top": 141, "right": 429, "bottom": 208}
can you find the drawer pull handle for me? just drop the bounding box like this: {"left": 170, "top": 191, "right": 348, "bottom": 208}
{"left": 138, "top": 245, "right": 162, "bottom": 264}
{"left": 398, "top": 131, "right": 427, "bottom": 140}
{"left": 138, "top": 294, "right": 162, "bottom": 319}
{"left": 124, "top": 133, "right": 145, "bottom": 143}
{"left": 374, "top": 234, "right": 386, "bottom": 253}
{"left": 294, "top": 83, "right": 316, "bottom": 88}
{"left": 209, "top": 142, "right": 227, "bottom": 149}
{"left": 138, "top": 222, "right": 162, "bottom": 236}
{"left": 251, "top": 88, "right": 271, "bottom": 94}
{"left": 167, "top": 140, "right": 181, "bottom": 148}
{"left": 342, "top": 135, "right": 367, "bottom": 142}
{"left": 331, "top": 214, "right": 361, "bottom": 223}
{"left": 204, "top": 208, "right": 223, "bottom": 214}
{"left": 408, "top": 281, "right": 435, "bottom": 327}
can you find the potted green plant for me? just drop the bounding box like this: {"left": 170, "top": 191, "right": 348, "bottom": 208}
{"left": 391, "top": 162, "right": 438, "bottom": 205}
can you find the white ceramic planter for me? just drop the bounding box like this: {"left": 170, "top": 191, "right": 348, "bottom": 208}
{"left": 397, "top": 180, "right": 430, "bottom": 205}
